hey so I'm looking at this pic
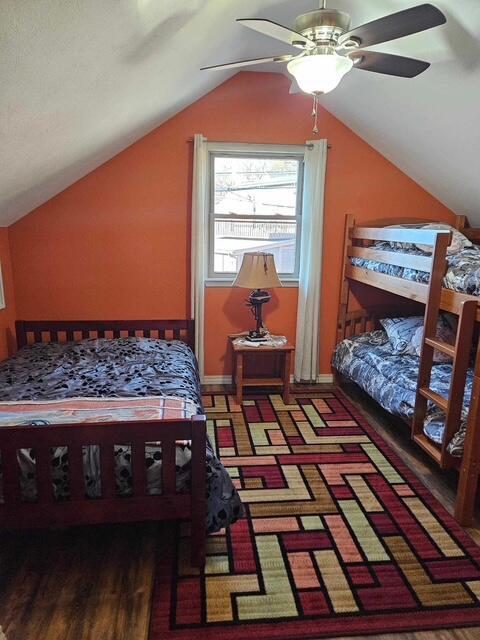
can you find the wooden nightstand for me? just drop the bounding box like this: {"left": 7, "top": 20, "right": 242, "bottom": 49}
{"left": 228, "top": 335, "right": 295, "bottom": 404}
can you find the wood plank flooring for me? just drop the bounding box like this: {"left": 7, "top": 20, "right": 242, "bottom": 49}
{"left": 0, "top": 383, "right": 479, "bottom": 640}
{"left": 0, "top": 522, "right": 159, "bottom": 640}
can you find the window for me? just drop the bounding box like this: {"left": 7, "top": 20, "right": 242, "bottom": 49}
{"left": 207, "top": 144, "right": 305, "bottom": 283}
{"left": 0, "top": 262, "right": 4, "bottom": 310}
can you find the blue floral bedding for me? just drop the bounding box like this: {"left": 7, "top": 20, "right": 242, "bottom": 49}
{"left": 332, "top": 330, "right": 472, "bottom": 456}
{"left": 350, "top": 242, "right": 480, "bottom": 296}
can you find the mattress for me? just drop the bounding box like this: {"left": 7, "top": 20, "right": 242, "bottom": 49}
{"left": 0, "top": 338, "right": 242, "bottom": 532}
{"left": 350, "top": 242, "right": 480, "bottom": 296}
{"left": 332, "top": 330, "right": 472, "bottom": 456}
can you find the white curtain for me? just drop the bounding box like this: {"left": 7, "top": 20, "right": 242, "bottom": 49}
{"left": 294, "top": 139, "right": 328, "bottom": 382}
{"left": 191, "top": 134, "right": 208, "bottom": 380}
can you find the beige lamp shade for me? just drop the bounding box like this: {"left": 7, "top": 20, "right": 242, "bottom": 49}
{"left": 233, "top": 252, "right": 282, "bottom": 289}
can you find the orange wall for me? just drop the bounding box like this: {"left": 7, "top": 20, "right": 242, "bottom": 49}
{"left": 0, "top": 228, "right": 16, "bottom": 360}
{"left": 9, "top": 72, "right": 454, "bottom": 375}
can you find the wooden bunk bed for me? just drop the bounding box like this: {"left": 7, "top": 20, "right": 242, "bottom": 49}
{"left": 0, "top": 319, "right": 207, "bottom": 566}
{"left": 336, "top": 214, "right": 480, "bottom": 526}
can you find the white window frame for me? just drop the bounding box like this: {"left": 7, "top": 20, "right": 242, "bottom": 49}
{"left": 205, "top": 142, "right": 305, "bottom": 286}
{"left": 0, "top": 262, "right": 5, "bottom": 310}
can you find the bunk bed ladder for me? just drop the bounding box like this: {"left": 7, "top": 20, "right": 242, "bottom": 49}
{"left": 412, "top": 229, "right": 464, "bottom": 468}
{"left": 454, "top": 338, "right": 480, "bottom": 525}
{"left": 412, "top": 296, "right": 477, "bottom": 469}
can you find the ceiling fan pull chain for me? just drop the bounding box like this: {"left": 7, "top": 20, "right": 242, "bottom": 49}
{"left": 312, "top": 95, "right": 319, "bottom": 134}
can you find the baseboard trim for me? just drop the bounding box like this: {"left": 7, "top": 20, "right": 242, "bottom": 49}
{"left": 202, "top": 374, "right": 334, "bottom": 385}
{"left": 316, "top": 374, "right": 334, "bottom": 383}
{"left": 202, "top": 375, "right": 232, "bottom": 385}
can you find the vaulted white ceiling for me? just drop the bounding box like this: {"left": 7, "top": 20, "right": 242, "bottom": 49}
{"left": 1, "top": 0, "right": 480, "bottom": 226}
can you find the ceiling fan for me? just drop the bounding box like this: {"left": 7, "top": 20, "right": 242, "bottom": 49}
{"left": 201, "top": 2, "right": 446, "bottom": 97}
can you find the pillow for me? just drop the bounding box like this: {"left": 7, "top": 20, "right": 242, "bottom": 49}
{"left": 411, "top": 318, "right": 455, "bottom": 363}
{"left": 382, "top": 223, "right": 425, "bottom": 253}
{"left": 443, "top": 312, "right": 459, "bottom": 334}
{"left": 416, "top": 223, "right": 472, "bottom": 255}
{"left": 380, "top": 315, "right": 456, "bottom": 363}
{"left": 382, "top": 223, "right": 472, "bottom": 256}
{"left": 380, "top": 316, "right": 424, "bottom": 355}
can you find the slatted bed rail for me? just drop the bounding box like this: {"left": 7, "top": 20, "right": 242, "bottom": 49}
{"left": 336, "top": 213, "right": 480, "bottom": 525}
{"left": 15, "top": 319, "right": 195, "bottom": 350}
{"left": 0, "top": 416, "right": 206, "bottom": 566}
{"left": 346, "top": 219, "right": 452, "bottom": 304}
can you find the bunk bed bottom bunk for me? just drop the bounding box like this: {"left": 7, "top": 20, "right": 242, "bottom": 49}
{"left": 332, "top": 330, "right": 472, "bottom": 456}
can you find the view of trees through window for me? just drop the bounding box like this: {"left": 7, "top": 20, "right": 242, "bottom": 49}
{"left": 211, "top": 155, "right": 302, "bottom": 276}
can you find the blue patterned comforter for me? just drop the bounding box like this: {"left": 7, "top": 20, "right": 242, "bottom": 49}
{"left": 332, "top": 330, "right": 472, "bottom": 456}
{"left": 350, "top": 243, "right": 480, "bottom": 296}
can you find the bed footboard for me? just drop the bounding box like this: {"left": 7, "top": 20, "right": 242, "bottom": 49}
{"left": 0, "top": 415, "right": 207, "bottom": 566}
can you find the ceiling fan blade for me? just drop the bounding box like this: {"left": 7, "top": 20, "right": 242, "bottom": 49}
{"left": 237, "top": 18, "right": 316, "bottom": 50}
{"left": 201, "top": 54, "right": 294, "bottom": 71}
{"left": 338, "top": 4, "right": 446, "bottom": 49}
{"left": 350, "top": 50, "right": 430, "bottom": 77}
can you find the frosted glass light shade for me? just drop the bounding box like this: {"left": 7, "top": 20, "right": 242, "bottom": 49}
{"left": 287, "top": 54, "right": 353, "bottom": 95}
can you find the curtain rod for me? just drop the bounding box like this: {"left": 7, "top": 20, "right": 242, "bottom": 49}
{"left": 186, "top": 137, "right": 331, "bottom": 150}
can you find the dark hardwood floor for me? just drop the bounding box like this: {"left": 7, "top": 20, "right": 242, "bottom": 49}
{"left": 0, "top": 522, "right": 159, "bottom": 640}
{"left": 0, "top": 383, "right": 479, "bottom": 640}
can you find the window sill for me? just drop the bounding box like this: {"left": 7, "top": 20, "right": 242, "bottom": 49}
{"left": 205, "top": 279, "right": 299, "bottom": 288}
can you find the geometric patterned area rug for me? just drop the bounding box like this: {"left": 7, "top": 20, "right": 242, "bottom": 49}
{"left": 149, "top": 390, "right": 480, "bottom": 639}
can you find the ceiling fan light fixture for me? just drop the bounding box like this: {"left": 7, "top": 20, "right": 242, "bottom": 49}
{"left": 287, "top": 53, "right": 353, "bottom": 95}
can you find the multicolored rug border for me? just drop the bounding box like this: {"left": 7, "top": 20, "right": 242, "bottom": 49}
{"left": 149, "top": 388, "right": 480, "bottom": 639}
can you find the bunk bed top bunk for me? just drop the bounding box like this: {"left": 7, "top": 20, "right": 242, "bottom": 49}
{"left": 343, "top": 214, "right": 480, "bottom": 320}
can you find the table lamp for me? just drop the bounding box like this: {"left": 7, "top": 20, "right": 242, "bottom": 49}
{"left": 233, "top": 252, "right": 282, "bottom": 341}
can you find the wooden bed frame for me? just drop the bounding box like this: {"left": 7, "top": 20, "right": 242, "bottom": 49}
{"left": 1, "top": 319, "right": 206, "bottom": 567}
{"left": 336, "top": 214, "right": 480, "bottom": 526}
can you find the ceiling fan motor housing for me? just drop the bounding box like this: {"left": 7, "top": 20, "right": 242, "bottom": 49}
{"left": 294, "top": 9, "right": 351, "bottom": 45}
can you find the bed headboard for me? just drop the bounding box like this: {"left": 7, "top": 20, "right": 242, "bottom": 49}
{"left": 338, "top": 304, "right": 424, "bottom": 341}
{"left": 454, "top": 214, "right": 480, "bottom": 244}
{"left": 15, "top": 319, "right": 195, "bottom": 351}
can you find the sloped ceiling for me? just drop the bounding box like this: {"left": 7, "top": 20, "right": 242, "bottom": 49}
{"left": 1, "top": 0, "right": 480, "bottom": 226}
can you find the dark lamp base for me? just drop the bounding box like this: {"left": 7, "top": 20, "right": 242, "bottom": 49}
{"left": 246, "top": 330, "right": 268, "bottom": 342}
{"left": 245, "top": 288, "right": 271, "bottom": 341}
